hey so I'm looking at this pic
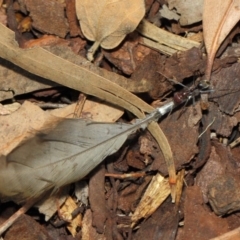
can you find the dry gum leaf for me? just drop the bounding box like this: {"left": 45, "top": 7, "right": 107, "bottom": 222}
{"left": 52, "top": 99, "right": 124, "bottom": 122}
{"left": 203, "top": 0, "right": 240, "bottom": 80}
{"left": 75, "top": 0, "right": 145, "bottom": 61}
{"left": 168, "top": 0, "right": 203, "bottom": 26}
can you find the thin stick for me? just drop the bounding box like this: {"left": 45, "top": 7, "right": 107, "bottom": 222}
{"left": 105, "top": 172, "right": 146, "bottom": 179}
{"left": 0, "top": 198, "right": 37, "bottom": 236}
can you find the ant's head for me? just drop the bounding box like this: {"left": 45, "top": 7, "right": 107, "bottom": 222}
{"left": 198, "top": 80, "right": 211, "bottom": 90}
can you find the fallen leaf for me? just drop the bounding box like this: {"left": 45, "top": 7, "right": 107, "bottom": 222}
{"left": 75, "top": 0, "right": 145, "bottom": 61}
{"left": 0, "top": 102, "right": 60, "bottom": 156}
{"left": 0, "top": 24, "right": 153, "bottom": 115}
{"left": 159, "top": 4, "right": 180, "bottom": 22}
{"left": 0, "top": 102, "right": 21, "bottom": 115}
{"left": 51, "top": 99, "right": 124, "bottom": 122}
{"left": 168, "top": 0, "right": 203, "bottom": 26}
{"left": 37, "top": 186, "right": 70, "bottom": 221}
{"left": 203, "top": 0, "right": 240, "bottom": 80}
{"left": 0, "top": 38, "right": 150, "bottom": 102}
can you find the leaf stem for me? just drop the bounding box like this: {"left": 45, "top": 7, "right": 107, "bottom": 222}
{"left": 87, "top": 41, "right": 100, "bottom": 62}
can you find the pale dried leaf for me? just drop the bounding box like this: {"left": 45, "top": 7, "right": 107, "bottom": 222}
{"left": 51, "top": 100, "right": 123, "bottom": 122}
{"left": 0, "top": 102, "right": 21, "bottom": 115}
{"left": 0, "top": 100, "right": 122, "bottom": 156}
{"left": 159, "top": 4, "right": 180, "bottom": 21}
{"left": 75, "top": 0, "right": 145, "bottom": 60}
{"left": 0, "top": 39, "right": 150, "bottom": 102}
{"left": 203, "top": 0, "right": 240, "bottom": 80}
{"left": 0, "top": 101, "right": 60, "bottom": 156}
{"left": 37, "top": 186, "right": 70, "bottom": 221}
{"left": 0, "top": 23, "right": 153, "bottom": 117}
{"left": 168, "top": 0, "right": 203, "bottom": 26}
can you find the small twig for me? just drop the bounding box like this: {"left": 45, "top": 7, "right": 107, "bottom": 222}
{"left": 0, "top": 198, "right": 38, "bottom": 236}
{"left": 35, "top": 102, "right": 69, "bottom": 109}
{"left": 105, "top": 172, "right": 146, "bottom": 179}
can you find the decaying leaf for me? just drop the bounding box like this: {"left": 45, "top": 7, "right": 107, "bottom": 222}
{"left": 75, "top": 0, "right": 145, "bottom": 61}
{"left": 0, "top": 23, "right": 153, "bottom": 119}
{"left": 203, "top": 0, "right": 240, "bottom": 80}
{"left": 0, "top": 38, "right": 152, "bottom": 102}
{"left": 166, "top": 0, "right": 203, "bottom": 26}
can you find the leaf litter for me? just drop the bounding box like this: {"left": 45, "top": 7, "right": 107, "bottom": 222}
{"left": 75, "top": 0, "right": 146, "bottom": 61}
{"left": 1, "top": 0, "right": 240, "bottom": 239}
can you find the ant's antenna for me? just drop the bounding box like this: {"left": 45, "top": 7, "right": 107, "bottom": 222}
{"left": 157, "top": 71, "right": 188, "bottom": 89}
